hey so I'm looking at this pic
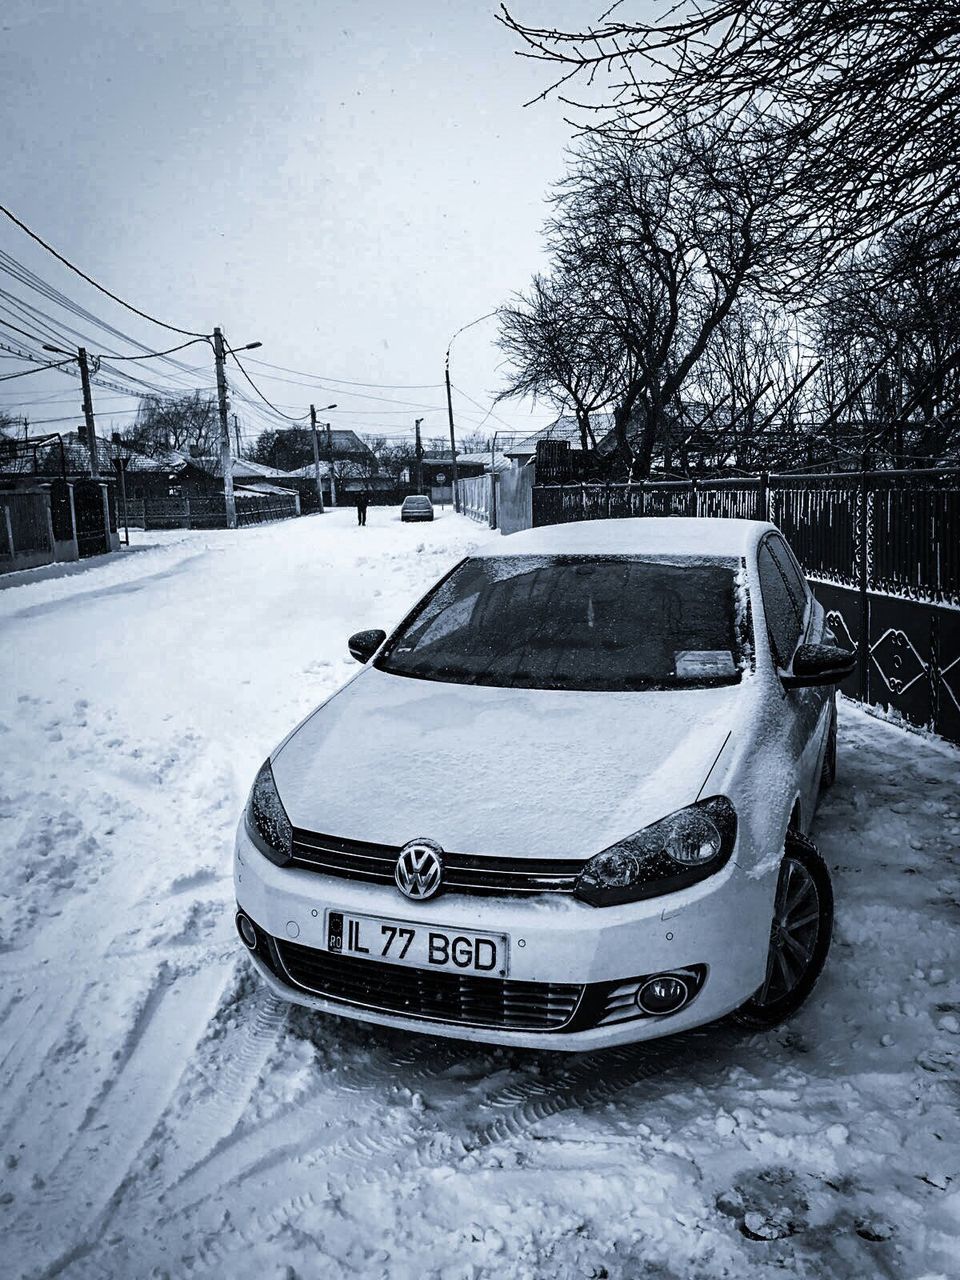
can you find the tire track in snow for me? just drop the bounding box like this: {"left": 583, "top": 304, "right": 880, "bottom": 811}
{"left": 8, "top": 963, "right": 232, "bottom": 1280}
{"left": 129, "top": 976, "right": 291, "bottom": 1202}
{"left": 138, "top": 1023, "right": 735, "bottom": 1275}
{"left": 0, "top": 979, "right": 91, "bottom": 1150}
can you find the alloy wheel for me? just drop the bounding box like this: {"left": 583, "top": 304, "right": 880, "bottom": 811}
{"left": 758, "top": 855, "right": 822, "bottom": 1004}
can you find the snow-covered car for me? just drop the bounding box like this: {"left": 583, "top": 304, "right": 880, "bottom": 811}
{"left": 400, "top": 494, "right": 434, "bottom": 522}
{"left": 235, "top": 518, "right": 855, "bottom": 1049}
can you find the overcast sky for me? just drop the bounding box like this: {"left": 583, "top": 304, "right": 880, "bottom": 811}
{"left": 0, "top": 0, "right": 609, "bottom": 451}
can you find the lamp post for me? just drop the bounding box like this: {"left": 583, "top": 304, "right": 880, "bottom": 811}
{"left": 213, "top": 330, "right": 261, "bottom": 529}
{"left": 42, "top": 343, "right": 100, "bottom": 476}
{"left": 310, "top": 403, "right": 337, "bottom": 512}
{"left": 444, "top": 310, "right": 498, "bottom": 513}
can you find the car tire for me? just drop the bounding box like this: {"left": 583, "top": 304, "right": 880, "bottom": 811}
{"left": 730, "top": 831, "right": 834, "bottom": 1031}
{"left": 820, "top": 700, "right": 838, "bottom": 791}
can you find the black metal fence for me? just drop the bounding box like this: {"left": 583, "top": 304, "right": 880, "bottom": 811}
{"left": 533, "top": 471, "right": 960, "bottom": 745}
{"left": 126, "top": 492, "right": 300, "bottom": 529}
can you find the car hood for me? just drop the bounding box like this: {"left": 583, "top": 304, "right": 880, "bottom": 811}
{"left": 272, "top": 666, "right": 744, "bottom": 860}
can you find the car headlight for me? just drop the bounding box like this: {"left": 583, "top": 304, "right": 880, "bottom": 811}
{"left": 244, "top": 759, "right": 292, "bottom": 866}
{"left": 575, "top": 797, "right": 737, "bottom": 907}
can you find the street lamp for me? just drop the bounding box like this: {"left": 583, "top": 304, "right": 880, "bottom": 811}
{"left": 212, "top": 330, "right": 262, "bottom": 529}
{"left": 308, "top": 403, "right": 338, "bottom": 511}
{"left": 43, "top": 343, "right": 99, "bottom": 476}
{"left": 445, "top": 310, "right": 498, "bottom": 512}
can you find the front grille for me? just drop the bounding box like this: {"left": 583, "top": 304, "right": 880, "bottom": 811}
{"left": 291, "top": 828, "right": 584, "bottom": 896}
{"left": 274, "top": 939, "right": 584, "bottom": 1031}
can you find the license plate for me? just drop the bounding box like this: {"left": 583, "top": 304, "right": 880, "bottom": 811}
{"left": 325, "top": 910, "right": 508, "bottom": 978}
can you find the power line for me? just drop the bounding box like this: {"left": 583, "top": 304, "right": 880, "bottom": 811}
{"left": 226, "top": 352, "right": 310, "bottom": 423}
{"left": 243, "top": 355, "right": 445, "bottom": 390}
{"left": 97, "top": 337, "right": 210, "bottom": 362}
{"left": 0, "top": 203, "right": 207, "bottom": 338}
{"left": 0, "top": 356, "right": 73, "bottom": 382}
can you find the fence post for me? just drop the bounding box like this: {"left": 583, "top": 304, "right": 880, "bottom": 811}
{"left": 690, "top": 478, "right": 698, "bottom": 517}
{"left": 42, "top": 490, "right": 56, "bottom": 553}
{"left": 758, "top": 470, "right": 769, "bottom": 522}
{"left": 857, "top": 469, "right": 869, "bottom": 703}
{"left": 185, "top": 498, "right": 192, "bottom": 530}
{"left": 2, "top": 505, "right": 14, "bottom": 560}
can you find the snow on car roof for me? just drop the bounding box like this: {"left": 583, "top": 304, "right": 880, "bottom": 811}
{"left": 474, "top": 517, "right": 776, "bottom": 559}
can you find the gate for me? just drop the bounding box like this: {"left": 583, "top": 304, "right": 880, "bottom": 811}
{"left": 73, "top": 480, "right": 109, "bottom": 557}
{"left": 49, "top": 479, "right": 75, "bottom": 543}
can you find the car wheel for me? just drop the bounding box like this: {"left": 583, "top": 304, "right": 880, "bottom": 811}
{"left": 731, "top": 831, "right": 833, "bottom": 1030}
{"left": 820, "top": 700, "right": 837, "bottom": 790}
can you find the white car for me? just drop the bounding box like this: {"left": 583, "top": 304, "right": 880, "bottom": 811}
{"left": 235, "top": 518, "right": 855, "bottom": 1049}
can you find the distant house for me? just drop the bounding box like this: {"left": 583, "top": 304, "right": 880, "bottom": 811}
{"left": 503, "top": 417, "right": 597, "bottom": 466}
{"left": 418, "top": 450, "right": 491, "bottom": 504}
{"left": 457, "top": 449, "right": 510, "bottom": 474}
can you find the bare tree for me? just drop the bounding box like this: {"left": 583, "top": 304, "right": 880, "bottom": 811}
{"left": 130, "top": 391, "right": 220, "bottom": 458}
{"left": 809, "top": 219, "right": 960, "bottom": 467}
{"left": 499, "top": 128, "right": 813, "bottom": 477}
{"left": 501, "top": 2, "right": 960, "bottom": 272}
{"left": 497, "top": 273, "right": 620, "bottom": 449}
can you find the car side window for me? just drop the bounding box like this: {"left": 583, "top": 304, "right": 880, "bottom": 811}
{"left": 757, "top": 540, "right": 803, "bottom": 668}
{"left": 767, "top": 537, "right": 809, "bottom": 634}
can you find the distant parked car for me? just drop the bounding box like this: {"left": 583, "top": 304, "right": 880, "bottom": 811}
{"left": 235, "top": 518, "right": 855, "bottom": 1050}
{"left": 400, "top": 495, "right": 434, "bottom": 522}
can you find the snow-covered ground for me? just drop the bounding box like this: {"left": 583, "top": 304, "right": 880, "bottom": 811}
{"left": 2, "top": 507, "right": 959, "bottom": 1280}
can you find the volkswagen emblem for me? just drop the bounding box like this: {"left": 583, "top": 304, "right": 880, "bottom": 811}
{"left": 395, "top": 838, "right": 444, "bottom": 900}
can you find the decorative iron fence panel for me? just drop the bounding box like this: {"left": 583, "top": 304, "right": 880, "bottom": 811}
{"left": 532, "top": 470, "right": 960, "bottom": 743}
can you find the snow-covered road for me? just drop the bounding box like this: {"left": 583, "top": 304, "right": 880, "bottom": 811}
{"left": 2, "top": 508, "right": 959, "bottom": 1280}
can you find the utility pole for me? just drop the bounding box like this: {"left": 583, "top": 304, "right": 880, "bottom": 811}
{"left": 310, "top": 404, "right": 325, "bottom": 513}
{"left": 233, "top": 413, "right": 242, "bottom": 459}
{"left": 444, "top": 349, "right": 460, "bottom": 512}
{"left": 327, "top": 421, "right": 337, "bottom": 507}
{"left": 77, "top": 347, "right": 99, "bottom": 477}
{"left": 415, "top": 418, "right": 424, "bottom": 494}
{"left": 212, "top": 327, "right": 236, "bottom": 530}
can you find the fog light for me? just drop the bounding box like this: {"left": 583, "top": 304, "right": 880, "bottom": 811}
{"left": 236, "top": 912, "right": 258, "bottom": 950}
{"left": 636, "top": 974, "right": 690, "bottom": 1016}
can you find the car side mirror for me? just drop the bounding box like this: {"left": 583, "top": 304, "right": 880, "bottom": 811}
{"left": 348, "top": 628, "right": 386, "bottom": 664}
{"left": 782, "top": 642, "right": 857, "bottom": 689}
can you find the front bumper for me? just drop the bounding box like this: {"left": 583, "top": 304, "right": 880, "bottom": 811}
{"left": 235, "top": 822, "right": 775, "bottom": 1050}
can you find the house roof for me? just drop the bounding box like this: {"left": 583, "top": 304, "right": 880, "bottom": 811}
{"left": 504, "top": 416, "right": 598, "bottom": 458}
{"left": 235, "top": 483, "right": 298, "bottom": 497}
{"left": 0, "top": 429, "right": 159, "bottom": 476}
{"left": 181, "top": 455, "right": 291, "bottom": 481}
{"left": 313, "top": 429, "right": 375, "bottom": 457}
{"left": 457, "top": 450, "right": 510, "bottom": 472}
{"left": 282, "top": 461, "right": 332, "bottom": 479}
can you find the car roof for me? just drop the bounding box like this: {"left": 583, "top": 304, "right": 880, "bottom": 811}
{"left": 472, "top": 517, "right": 777, "bottom": 560}
{"left": 403, "top": 494, "right": 431, "bottom": 503}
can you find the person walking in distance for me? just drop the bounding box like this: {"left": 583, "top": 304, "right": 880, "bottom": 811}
{"left": 356, "top": 489, "right": 369, "bottom": 526}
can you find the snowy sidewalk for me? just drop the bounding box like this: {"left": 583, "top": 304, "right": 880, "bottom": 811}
{"left": 2, "top": 509, "right": 959, "bottom": 1279}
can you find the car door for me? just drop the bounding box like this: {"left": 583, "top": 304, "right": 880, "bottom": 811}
{"left": 756, "top": 535, "right": 830, "bottom": 827}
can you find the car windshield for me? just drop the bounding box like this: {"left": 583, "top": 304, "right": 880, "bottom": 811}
{"left": 377, "top": 554, "right": 748, "bottom": 691}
